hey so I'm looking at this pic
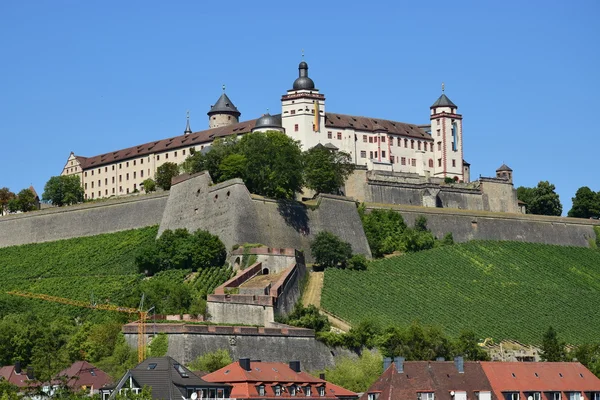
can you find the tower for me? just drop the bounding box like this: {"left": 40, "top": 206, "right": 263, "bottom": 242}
{"left": 184, "top": 110, "right": 192, "bottom": 134}
{"left": 281, "top": 59, "right": 326, "bottom": 150}
{"left": 430, "top": 84, "right": 464, "bottom": 181}
{"left": 207, "top": 87, "right": 241, "bottom": 129}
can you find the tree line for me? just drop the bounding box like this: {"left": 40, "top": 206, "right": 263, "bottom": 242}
{"left": 517, "top": 181, "right": 600, "bottom": 218}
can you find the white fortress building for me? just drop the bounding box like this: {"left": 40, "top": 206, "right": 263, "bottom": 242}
{"left": 61, "top": 60, "right": 518, "bottom": 213}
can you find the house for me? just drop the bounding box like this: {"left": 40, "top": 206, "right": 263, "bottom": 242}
{"left": 361, "top": 357, "right": 495, "bottom": 400}
{"left": 0, "top": 362, "right": 36, "bottom": 388}
{"left": 46, "top": 361, "right": 112, "bottom": 395}
{"left": 100, "top": 357, "right": 230, "bottom": 400}
{"left": 202, "top": 358, "right": 357, "bottom": 400}
{"left": 480, "top": 362, "right": 600, "bottom": 400}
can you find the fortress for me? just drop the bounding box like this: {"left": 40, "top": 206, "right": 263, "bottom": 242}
{"left": 59, "top": 59, "right": 521, "bottom": 213}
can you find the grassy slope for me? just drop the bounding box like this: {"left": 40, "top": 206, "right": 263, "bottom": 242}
{"left": 321, "top": 241, "right": 600, "bottom": 344}
{"left": 0, "top": 227, "right": 158, "bottom": 319}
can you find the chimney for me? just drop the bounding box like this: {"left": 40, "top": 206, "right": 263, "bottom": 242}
{"left": 239, "top": 358, "right": 251, "bottom": 371}
{"left": 14, "top": 361, "right": 21, "bottom": 374}
{"left": 436, "top": 357, "right": 445, "bottom": 362}
{"left": 26, "top": 366, "right": 34, "bottom": 380}
{"left": 289, "top": 361, "right": 301, "bottom": 373}
{"left": 454, "top": 356, "right": 464, "bottom": 374}
{"left": 383, "top": 357, "right": 392, "bottom": 372}
{"left": 394, "top": 357, "right": 405, "bottom": 373}
{"left": 319, "top": 373, "right": 326, "bottom": 380}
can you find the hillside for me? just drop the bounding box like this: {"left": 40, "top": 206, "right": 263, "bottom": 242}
{"left": 321, "top": 241, "right": 600, "bottom": 344}
{"left": 0, "top": 226, "right": 232, "bottom": 321}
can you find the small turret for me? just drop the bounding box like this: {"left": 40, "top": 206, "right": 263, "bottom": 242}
{"left": 496, "top": 164, "right": 513, "bottom": 183}
{"left": 207, "top": 86, "right": 241, "bottom": 129}
{"left": 184, "top": 110, "right": 192, "bottom": 135}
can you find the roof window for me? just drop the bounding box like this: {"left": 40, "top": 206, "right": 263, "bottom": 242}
{"left": 148, "top": 363, "right": 157, "bottom": 370}
{"left": 174, "top": 363, "right": 189, "bottom": 378}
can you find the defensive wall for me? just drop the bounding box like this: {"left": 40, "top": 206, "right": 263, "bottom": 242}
{"left": 0, "top": 192, "right": 168, "bottom": 248}
{"left": 122, "top": 324, "right": 348, "bottom": 371}
{"left": 367, "top": 203, "right": 599, "bottom": 247}
{"left": 207, "top": 250, "right": 306, "bottom": 326}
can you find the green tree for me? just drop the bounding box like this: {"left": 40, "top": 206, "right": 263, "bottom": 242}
{"left": 540, "top": 326, "right": 565, "bottom": 361}
{"left": 572, "top": 343, "right": 600, "bottom": 377}
{"left": 42, "top": 175, "right": 84, "bottom": 206}
{"left": 15, "top": 188, "right": 37, "bottom": 212}
{"left": 346, "top": 254, "right": 368, "bottom": 270}
{"left": 517, "top": 181, "right": 562, "bottom": 216}
{"left": 0, "top": 380, "right": 19, "bottom": 400}
{"left": 568, "top": 186, "right": 600, "bottom": 219}
{"left": 237, "top": 130, "right": 304, "bottom": 199}
{"left": 218, "top": 153, "right": 247, "bottom": 181}
{"left": 401, "top": 228, "right": 435, "bottom": 253}
{"left": 320, "top": 350, "right": 382, "bottom": 393}
{"left": 148, "top": 333, "right": 169, "bottom": 357}
{"left": 303, "top": 145, "right": 354, "bottom": 195}
{"left": 310, "top": 231, "right": 353, "bottom": 268}
{"left": 187, "top": 349, "right": 232, "bottom": 372}
{"left": 279, "top": 304, "right": 330, "bottom": 333}
{"left": 453, "top": 330, "right": 490, "bottom": 361}
{"left": 0, "top": 187, "right": 15, "bottom": 215}
{"left": 181, "top": 136, "right": 239, "bottom": 181}
{"left": 359, "top": 206, "right": 407, "bottom": 257}
{"left": 142, "top": 178, "right": 156, "bottom": 193}
{"left": 155, "top": 162, "right": 180, "bottom": 190}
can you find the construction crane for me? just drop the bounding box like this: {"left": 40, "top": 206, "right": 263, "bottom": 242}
{"left": 7, "top": 291, "right": 152, "bottom": 363}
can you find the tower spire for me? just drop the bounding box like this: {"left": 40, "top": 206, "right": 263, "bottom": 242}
{"left": 184, "top": 110, "right": 192, "bottom": 134}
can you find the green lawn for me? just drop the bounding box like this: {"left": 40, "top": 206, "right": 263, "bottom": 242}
{"left": 321, "top": 241, "right": 600, "bottom": 344}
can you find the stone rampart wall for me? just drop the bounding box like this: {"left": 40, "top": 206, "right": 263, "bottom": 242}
{"left": 368, "top": 204, "right": 598, "bottom": 247}
{"left": 0, "top": 193, "right": 168, "bottom": 248}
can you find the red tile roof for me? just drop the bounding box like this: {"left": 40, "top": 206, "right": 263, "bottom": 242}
{"left": 324, "top": 113, "right": 432, "bottom": 141}
{"left": 480, "top": 362, "right": 600, "bottom": 398}
{"left": 53, "top": 361, "right": 113, "bottom": 390}
{"left": 0, "top": 365, "right": 36, "bottom": 388}
{"left": 360, "top": 361, "right": 495, "bottom": 400}
{"left": 202, "top": 360, "right": 357, "bottom": 400}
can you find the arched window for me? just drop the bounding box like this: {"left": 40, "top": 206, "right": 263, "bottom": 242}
{"left": 429, "top": 159, "right": 434, "bottom": 168}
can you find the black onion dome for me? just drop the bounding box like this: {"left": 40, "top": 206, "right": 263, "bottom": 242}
{"left": 254, "top": 113, "right": 282, "bottom": 129}
{"left": 292, "top": 61, "right": 315, "bottom": 90}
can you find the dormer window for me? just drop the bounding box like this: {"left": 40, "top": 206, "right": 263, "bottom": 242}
{"left": 274, "top": 386, "right": 281, "bottom": 396}
{"left": 568, "top": 393, "right": 581, "bottom": 400}
{"left": 258, "top": 385, "right": 265, "bottom": 396}
{"left": 173, "top": 363, "right": 188, "bottom": 378}
{"left": 319, "top": 387, "right": 325, "bottom": 397}
{"left": 147, "top": 363, "right": 157, "bottom": 370}
{"left": 418, "top": 393, "right": 434, "bottom": 400}
{"left": 368, "top": 394, "right": 380, "bottom": 400}
{"left": 305, "top": 386, "right": 311, "bottom": 397}
{"left": 290, "top": 386, "right": 297, "bottom": 396}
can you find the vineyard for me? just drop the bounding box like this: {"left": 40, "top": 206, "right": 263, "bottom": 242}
{"left": 0, "top": 226, "right": 233, "bottom": 320}
{"left": 321, "top": 241, "right": 600, "bottom": 344}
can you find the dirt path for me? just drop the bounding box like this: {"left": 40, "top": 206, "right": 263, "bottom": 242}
{"left": 302, "top": 271, "right": 352, "bottom": 332}
{"left": 302, "top": 270, "right": 323, "bottom": 307}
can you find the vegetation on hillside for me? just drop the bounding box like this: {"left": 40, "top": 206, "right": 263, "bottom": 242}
{"left": 568, "top": 186, "right": 600, "bottom": 218}
{"left": 321, "top": 240, "right": 600, "bottom": 344}
{"left": 516, "top": 181, "right": 562, "bottom": 216}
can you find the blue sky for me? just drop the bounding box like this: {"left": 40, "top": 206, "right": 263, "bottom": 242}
{"left": 1, "top": 0, "right": 598, "bottom": 214}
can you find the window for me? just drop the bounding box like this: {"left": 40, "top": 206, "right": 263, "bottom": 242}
{"left": 429, "top": 159, "right": 434, "bottom": 168}
{"left": 454, "top": 392, "right": 467, "bottom": 400}
{"left": 290, "top": 386, "right": 297, "bottom": 396}
{"left": 528, "top": 393, "right": 541, "bottom": 400}
{"left": 337, "top": 132, "right": 342, "bottom": 140}
{"left": 452, "top": 159, "right": 456, "bottom": 167}
{"left": 368, "top": 394, "right": 380, "bottom": 400}
{"left": 98, "top": 191, "right": 100, "bottom": 197}
{"left": 438, "top": 142, "right": 442, "bottom": 151}
{"left": 374, "top": 151, "right": 378, "bottom": 159}
{"left": 361, "top": 151, "right": 367, "bottom": 158}
{"left": 363, "top": 135, "right": 367, "bottom": 142}
{"left": 438, "top": 159, "right": 442, "bottom": 167}
{"left": 319, "top": 387, "right": 325, "bottom": 397}
{"left": 133, "top": 160, "right": 136, "bottom": 166}
{"left": 133, "top": 171, "right": 136, "bottom": 179}
{"left": 141, "top": 158, "right": 144, "bottom": 164}
{"left": 506, "top": 393, "right": 519, "bottom": 400}
{"left": 165, "top": 153, "right": 169, "bottom": 159}
{"left": 119, "top": 164, "right": 122, "bottom": 169}
{"left": 156, "top": 155, "right": 160, "bottom": 160}
{"left": 105, "top": 178, "right": 108, "bottom": 185}
{"left": 591, "top": 394, "right": 600, "bottom": 400}
{"left": 404, "top": 139, "right": 408, "bottom": 147}
{"left": 476, "top": 391, "right": 492, "bottom": 400}
{"left": 105, "top": 167, "right": 107, "bottom": 172}
{"left": 411, "top": 140, "right": 414, "bottom": 149}
{"left": 430, "top": 143, "right": 434, "bottom": 152}
{"left": 397, "top": 138, "right": 401, "bottom": 147}
{"left": 126, "top": 173, "right": 129, "bottom": 181}
{"left": 328, "top": 131, "right": 332, "bottom": 139}
{"left": 147, "top": 363, "right": 157, "bottom": 370}
{"left": 437, "top": 119, "right": 440, "bottom": 126}
{"left": 91, "top": 181, "right": 94, "bottom": 188}
{"left": 119, "top": 186, "right": 122, "bottom": 192}
{"left": 182, "top": 150, "right": 186, "bottom": 156}
{"left": 85, "top": 183, "right": 88, "bottom": 189}
{"left": 291, "top": 110, "right": 296, "bottom": 115}
{"left": 258, "top": 386, "right": 265, "bottom": 396}
{"left": 401, "top": 157, "right": 406, "bottom": 165}
{"left": 412, "top": 158, "right": 416, "bottom": 167}
{"left": 126, "top": 162, "right": 129, "bottom": 167}
{"left": 119, "top": 175, "right": 122, "bottom": 182}
{"left": 370, "top": 151, "right": 374, "bottom": 159}
{"left": 126, "top": 188, "right": 129, "bottom": 194}
{"left": 568, "top": 393, "right": 581, "bottom": 400}
{"left": 305, "top": 387, "right": 311, "bottom": 397}
{"left": 418, "top": 393, "right": 434, "bottom": 400}
{"left": 97, "top": 168, "right": 100, "bottom": 174}
{"left": 133, "top": 184, "right": 137, "bottom": 191}
{"left": 381, "top": 136, "right": 385, "bottom": 143}
{"left": 437, "top": 129, "right": 441, "bottom": 136}
{"left": 112, "top": 188, "right": 115, "bottom": 194}
{"left": 294, "top": 124, "right": 299, "bottom": 132}
{"left": 141, "top": 170, "right": 144, "bottom": 178}
{"left": 274, "top": 386, "right": 281, "bottom": 396}
{"left": 91, "top": 170, "right": 94, "bottom": 176}
{"left": 174, "top": 151, "right": 177, "bottom": 157}
{"left": 112, "top": 165, "right": 115, "bottom": 170}
{"left": 418, "top": 141, "right": 421, "bottom": 150}
{"left": 381, "top": 151, "right": 386, "bottom": 158}
{"left": 390, "top": 156, "right": 395, "bottom": 163}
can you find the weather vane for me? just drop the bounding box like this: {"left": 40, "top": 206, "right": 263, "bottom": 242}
{"left": 222, "top": 84, "right": 226, "bottom": 92}
{"left": 301, "top": 49, "right": 304, "bottom": 60}
{"left": 186, "top": 110, "right": 190, "bottom": 120}
{"left": 442, "top": 82, "right": 445, "bottom": 93}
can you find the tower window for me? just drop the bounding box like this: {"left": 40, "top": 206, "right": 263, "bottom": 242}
{"left": 438, "top": 158, "right": 442, "bottom": 167}
{"left": 430, "top": 143, "right": 434, "bottom": 152}
{"left": 294, "top": 124, "right": 299, "bottom": 132}
{"left": 381, "top": 136, "right": 385, "bottom": 143}
{"left": 228, "top": 116, "right": 231, "bottom": 120}
{"left": 390, "top": 156, "right": 394, "bottom": 163}
{"left": 429, "top": 159, "right": 434, "bottom": 168}
{"left": 437, "top": 129, "right": 441, "bottom": 136}
{"left": 452, "top": 159, "right": 456, "bottom": 167}
{"left": 291, "top": 110, "right": 296, "bottom": 115}
{"left": 437, "top": 119, "right": 440, "bottom": 126}
{"left": 382, "top": 151, "right": 386, "bottom": 158}
{"left": 438, "top": 142, "right": 442, "bottom": 151}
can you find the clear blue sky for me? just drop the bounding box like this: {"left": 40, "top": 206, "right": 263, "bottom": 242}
{"left": 1, "top": 0, "right": 598, "bottom": 214}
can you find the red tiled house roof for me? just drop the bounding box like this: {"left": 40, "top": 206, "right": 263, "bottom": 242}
{"left": 361, "top": 359, "right": 495, "bottom": 400}
{"left": 0, "top": 364, "right": 36, "bottom": 388}
{"left": 53, "top": 361, "right": 113, "bottom": 391}
{"left": 202, "top": 359, "right": 357, "bottom": 400}
{"left": 480, "top": 362, "right": 600, "bottom": 400}
{"left": 324, "top": 113, "right": 432, "bottom": 141}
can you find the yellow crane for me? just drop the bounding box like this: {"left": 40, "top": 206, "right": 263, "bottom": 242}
{"left": 7, "top": 291, "right": 152, "bottom": 363}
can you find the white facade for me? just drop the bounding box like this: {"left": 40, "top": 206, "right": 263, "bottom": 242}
{"left": 61, "top": 61, "right": 468, "bottom": 201}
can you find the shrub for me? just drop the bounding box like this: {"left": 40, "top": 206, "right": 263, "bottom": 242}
{"left": 346, "top": 254, "right": 368, "bottom": 270}
{"left": 311, "top": 231, "right": 353, "bottom": 268}
{"left": 187, "top": 349, "right": 232, "bottom": 372}
{"left": 142, "top": 178, "right": 156, "bottom": 193}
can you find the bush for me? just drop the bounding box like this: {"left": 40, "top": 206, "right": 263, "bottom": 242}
{"left": 279, "top": 304, "right": 331, "bottom": 333}
{"left": 148, "top": 333, "right": 169, "bottom": 357}
{"left": 155, "top": 162, "right": 180, "bottom": 190}
{"left": 310, "top": 231, "right": 353, "bottom": 268}
{"left": 187, "top": 349, "right": 232, "bottom": 372}
{"left": 142, "top": 178, "right": 156, "bottom": 193}
{"left": 346, "top": 254, "right": 368, "bottom": 270}
{"left": 359, "top": 207, "right": 406, "bottom": 258}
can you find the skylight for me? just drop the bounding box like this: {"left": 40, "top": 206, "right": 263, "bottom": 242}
{"left": 174, "top": 363, "right": 189, "bottom": 378}
{"left": 148, "top": 363, "right": 157, "bottom": 370}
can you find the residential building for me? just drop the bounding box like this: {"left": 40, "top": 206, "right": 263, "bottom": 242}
{"left": 46, "top": 361, "right": 112, "bottom": 395}
{"left": 480, "top": 362, "right": 600, "bottom": 400}
{"left": 202, "top": 358, "right": 358, "bottom": 400}
{"left": 361, "top": 357, "right": 495, "bottom": 400}
{"left": 0, "top": 362, "right": 36, "bottom": 388}
{"left": 100, "top": 357, "right": 230, "bottom": 400}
